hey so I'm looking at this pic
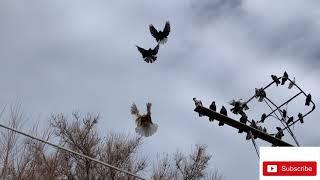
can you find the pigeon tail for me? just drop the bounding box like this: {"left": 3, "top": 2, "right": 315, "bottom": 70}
{"left": 135, "top": 123, "right": 158, "bottom": 137}
{"left": 144, "top": 56, "right": 157, "bottom": 63}
{"left": 158, "top": 38, "right": 167, "bottom": 44}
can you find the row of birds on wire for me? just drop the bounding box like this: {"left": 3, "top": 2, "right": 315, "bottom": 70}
{"left": 192, "top": 71, "right": 314, "bottom": 145}
{"left": 129, "top": 21, "right": 171, "bottom": 137}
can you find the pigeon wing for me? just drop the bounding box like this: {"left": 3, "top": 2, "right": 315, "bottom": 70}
{"left": 152, "top": 44, "right": 160, "bottom": 55}
{"left": 163, "top": 21, "right": 170, "bottom": 37}
{"left": 131, "top": 103, "right": 141, "bottom": 119}
{"left": 149, "top": 24, "right": 159, "bottom": 39}
{"left": 136, "top": 46, "right": 148, "bottom": 57}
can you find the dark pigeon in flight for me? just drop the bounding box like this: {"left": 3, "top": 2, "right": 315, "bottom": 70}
{"left": 271, "top": 75, "right": 280, "bottom": 86}
{"left": 209, "top": 101, "right": 216, "bottom": 122}
{"left": 305, "top": 94, "right": 312, "bottom": 106}
{"left": 149, "top": 21, "right": 170, "bottom": 44}
{"left": 281, "top": 71, "right": 288, "bottom": 85}
{"left": 136, "top": 44, "right": 160, "bottom": 63}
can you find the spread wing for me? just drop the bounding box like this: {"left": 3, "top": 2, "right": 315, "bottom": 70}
{"left": 163, "top": 21, "right": 170, "bottom": 37}
{"left": 152, "top": 44, "right": 159, "bottom": 55}
{"left": 146, "top": 102, "right": 152, "bottom": 115}
{"left": 131, "top": 103, "right": 141, "bottom": 119}
{"left": 136, "top": 45, "right": 148, "bottom": 56}
{"left": 149, "top": 24, "right": 159, "bottom": 38}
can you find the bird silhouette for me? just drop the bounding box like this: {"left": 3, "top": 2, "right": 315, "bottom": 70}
{"left": 281, "top": 71, "right": 288, "bottom": 85}
{"left": 219, "top": 106, "right": 227, "bottom": 126}
{"left": 271, "top": 75, "right": 280, "bottom": 86}
{"left": 136, "top": 44, "right": 160, "bottom": 63}
{"left": 255, "top": 88, "right": 266, "bottom": 102}
{"left": 131, "top": 102, "right": 158, "bottom": 137}
{"left": 287, "top": 116, "right": 294, "bottom": 124}
{"left": 209, "top": 101, "right": 216, "bottom": 122}
{"left": 305, "top": 94, "right": 312, "bottom": 106}
{"left": 260, "top": 113, "right": 267, "bottom": 123}
{"left": 239, "top": 112, "right": 248, "bottom": 133}
{"left": 149, "top": 21, "right": 170, "bottom": 44}
{"left": 298, "top": 113, "right": 304, "bottom": 123}
{"left": 282, "top": 109, "right": 287, "bottom": 120}
{"left": 288, "top": 77, "right": 295, "bottom": 89}
{"left": 193, "top": 97, "right": 203, "bottom": 117}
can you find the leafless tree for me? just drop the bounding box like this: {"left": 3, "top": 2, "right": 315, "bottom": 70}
{"left": 0, "top": 107, "right": 223, "bottom": 180}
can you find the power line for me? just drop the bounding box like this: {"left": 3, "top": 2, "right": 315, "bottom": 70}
{"left": 0, "top": 122, "right": 146, "bottom": 180}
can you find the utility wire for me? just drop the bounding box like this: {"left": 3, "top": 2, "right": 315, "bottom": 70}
{"left": 0, "top": 122, "right": 146, "bottom": 180}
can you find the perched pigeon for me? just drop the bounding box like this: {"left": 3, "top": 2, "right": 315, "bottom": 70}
{"left": 287, "top": 116, "right": 294, "bottom": 124}
{"left": 260, "top": 113, "right": 267, "bottom": 123}
{"left": 193, "top": 97, "right": 203, "bottom": 117}
{"left": 131, "top": 102, "right": 158, "bottom": 137}
{"left": 149, "top": 21, "right": 170, "bottom": 44}
{"left": 246, "top": 120, "right": 258, "bottom": 140}
{"left": 263, "top": 127, "right": 267, "bottom": 133}
{"left": 219, "top": 106, "right": 227, "bottom": 126}
{"left": 271, "top": 75, "right": 280, "bottom": 86}
{"left": 288, "top": 77, "right": 295, "bottom": 89}
{"left": 136, "top": 44, "right": 160, "bottom": 63}
{"left": 239, "top": 112, "right": 248, "bottom": 133}
{"left": 281, "top": 71, "right": 288, "bottom": 85}
{"left": 282, "top": 109, "right": 287, "bottom": 120}
{"left": 275, "top": 127, "right": 284, "bottom": 140}
{"left": 298, "top": 113, "right": 304, "bottom": 123}
{"left": 255, "top": 88, "right": 266, "bottom": 102}
{"left": 305, "top": 94, "right": 312, "bottom": 106}
{"left": 209, "top": 101, "right": 216, "bottom": 122}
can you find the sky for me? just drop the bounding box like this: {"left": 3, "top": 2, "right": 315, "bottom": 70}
{"left": 0, "top": 0, "right": 319, "bottom": 179}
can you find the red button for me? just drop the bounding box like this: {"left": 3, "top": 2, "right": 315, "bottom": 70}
{"left": 263, "top": 161, "right": 317, "bottom": 176}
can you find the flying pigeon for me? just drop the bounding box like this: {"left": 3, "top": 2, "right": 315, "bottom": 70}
{"left": 136, "top": 44, "right": 160, "bottom": 63}
{"left": 260, "top": 113, "right": 267, "bottom": 123}
{"left": 209, "top": 101, "right": 216, "bottom": 122}
{"left": 281, "top": 71, "right": 288, "bottom": 85}
{"left": 271, "top": 75, "right": 280, "bottom": 86}
{"left": 288, "top": 77, "right": 295, "bottom": 89}
{"left": 305, "top": 94, "right": 312, "bottom": 106}
{"left": 239, "top": 113, "right": 248, "bottom": 133}
{"left": 229, "top": 99, "right": 249, "bottom": 112}
{"left": 193, "top": 97, "right": 203, "bottom": 117}
{"left": 131, "top": 102, "right": 158, "bottom": 137}
{"left": 149, "top": 21, "right": 170, "bottom": 44}
{"left": 298, "top": 113, "right": 304, "bottom": 123}
{"left": 219, "top": 106, "right": 227, "bottom": 126}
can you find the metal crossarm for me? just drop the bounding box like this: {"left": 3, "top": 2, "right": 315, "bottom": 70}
{"left": 194, "top": 106, "right": 294, "bottom": 147}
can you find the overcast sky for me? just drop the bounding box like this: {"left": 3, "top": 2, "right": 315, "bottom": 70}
{"left": 0, "top": 0, "right": 319, "bottom": 179}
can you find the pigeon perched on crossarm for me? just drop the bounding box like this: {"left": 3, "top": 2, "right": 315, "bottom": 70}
{"left": 209, "top": 101, "right": 216, "bottom": 122}
{"left": 219, "top": 106, "right": 227, "bottom": 126}
{"left": 193, "top": 97, "right": 203, "bottom": 117}
{"left": 136, "top": 44, "right": 160, "bottom": 63}
{"left": 149, "top": 21, "right": 170, "bottom": 44}
{"left": 131, "top": 102, "right": 158, "bottom": 137}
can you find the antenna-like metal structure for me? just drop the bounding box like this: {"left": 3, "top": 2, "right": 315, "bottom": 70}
{"left": 193, "top": 72, "right": 316, "bottom": 158}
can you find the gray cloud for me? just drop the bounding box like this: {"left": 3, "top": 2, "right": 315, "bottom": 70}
{"left": 0, "top": 1, "right": 319, "bottom": 180}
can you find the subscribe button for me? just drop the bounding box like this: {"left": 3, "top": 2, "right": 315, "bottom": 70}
{"left": 263, "top": 161, "right": 317, "bottom": 176}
